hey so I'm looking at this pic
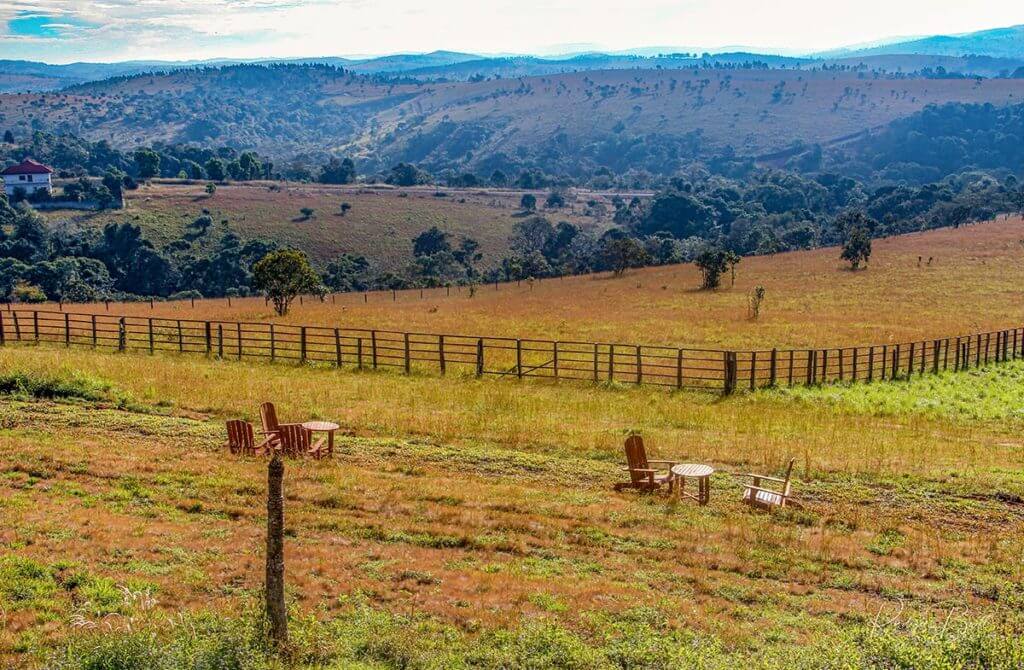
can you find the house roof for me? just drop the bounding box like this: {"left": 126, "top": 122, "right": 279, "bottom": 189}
{"left": 1, "top": 158, "right": 53, "bottom": 176}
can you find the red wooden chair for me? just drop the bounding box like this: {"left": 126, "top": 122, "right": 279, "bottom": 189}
{"left": 276, "top": 423, "right": 327, "bottom": 459}
{"left": 259, "top": 402, "right": 298, "bottom": 448}
{"left": 225, "top": 420, "right": 273, "bottom": 457}
{"left": 613, "top": 435, "right": 677, "bottom": 493}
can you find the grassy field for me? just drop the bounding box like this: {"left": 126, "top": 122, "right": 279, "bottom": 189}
{"left": 54, "top": 216, "right": 1024, "bottom": 349}
{"left": 5, "top": 219, "right": 1024, "bottom": 667}
{"left": 1, "top": 342, "right": 1024, "bottom": 667}
{"left": 39, "top": 181, "right": 610, "bottom": 269}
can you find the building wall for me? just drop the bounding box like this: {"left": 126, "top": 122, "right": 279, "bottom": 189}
{"left": 4, "top": 173, "right": 52, "bottom": 196}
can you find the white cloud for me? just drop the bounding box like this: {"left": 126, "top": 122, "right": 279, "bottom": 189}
{"left": 0, "top": 0, "right": 1021, "bottom": 63}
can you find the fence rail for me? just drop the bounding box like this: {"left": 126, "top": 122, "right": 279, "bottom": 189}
{"left": 1, "top": 309, "right": 1021, "bottom": 394}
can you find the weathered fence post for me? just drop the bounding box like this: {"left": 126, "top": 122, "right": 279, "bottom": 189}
{"left": 636, "top": 346, "right": 643, "bottom": 385}
{"left": 66, "top": 313, "right": 71, "bottom": 348}
{"left": 676, "top": 349, "right": 684, "bottom": 389}
{"left": 204, "top": 322, "right": 212, "bottom": 356}
{"left": 33, "top": 311, "right": 39, "bottom": 343}
{"left": 476, "top": 338, "right": 484, "bottom": 377}
{"left": 0, "top": 312, "right": 4, "bottom": 347}
{"left": 723, "top": 351, "right": 737, "bottom": 394}
{"left": 217, "top": 324, "right": 224, "bottom": 358}
{"left": 177, "top": 320, "right": 183, "bottom": 352}
{"left": 805, "top": 349, "right": 813, "bottom": 385}
{"left": 552, "top": 342, "right": 559, "bottom": 379}
{"left": 118, "top": 317, "right": 127, "bottom": 352}
{"left": 516, "top": 339, "right": 523, "bottom": 378}
{"left": 270, "top": 324, "right": 276, "bottom": 361}
{"left": 838, "top": 348, "right": 845, "bottom": 381}
{"left": 932, "top": 340, "right": 940, "bottom": 374}
{"left": 749, "top": 351, "right": 757, "bottom": 390}
{"left": 371, "top": 330, "right": 378, "bottom": 369}
{"left": 954, "top": 337, "right": 961, "bottom": 371}
{"left": 335, "top": 329, "right": 342, "bottom": 367}
{"left": 608, "top": 344, "right": 615, "bottom": 381}
{"left": 148, "top": 318, "right": 154, "bottom": 353}
{"left": 266, "top": 454, "right": 288, "bottom": 651}
{"left": 881, "top": 345, "right": 888, "bottom": 379}
{"left": 787, "top": 350, "right": 794, "bottom": 386}
{"left": 403, "top": 333, "right": 411, "bottom": 374}
{"left": 851, "top": 348, "right": 858, "bottom": 381}
{"left": 300, "top": 327, "right": 307, "bottom": 363}
{"left": 238, "top": 323, "right": 243, "bottom": 360}
{"left": 593, "top": 343, "right": 600, "bottom": 382}
{"left": 438, "top": 335, "right": 445, "bottom": 374}
{"left": 867, "top": 346, "right": 874, "bottom": 382}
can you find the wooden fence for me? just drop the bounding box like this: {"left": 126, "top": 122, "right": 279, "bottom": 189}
{"left": 1, "top": 309, "right": 1021, "bottom": 394}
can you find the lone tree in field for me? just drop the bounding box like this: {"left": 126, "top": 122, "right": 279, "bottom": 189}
{"left": 520, "top": 193, "right": 537, "bottom": 211}
{"left": 602, "top": 236, "right": 650, "bottom": 276}
{"left": 252, "top": 250, "right": 323, "bottom": 315}
{"left": 695, "top": 245, "right": 737, "bottom": 290}
{"left": 841, "top": 226, "right": 872, "bottom": 270}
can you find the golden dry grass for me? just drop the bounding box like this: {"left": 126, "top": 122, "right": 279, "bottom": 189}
{"left": 50, "top": 216, "right": 1024, "bottom": 349}
{"left": 40, "top": 180, "right": 608, "bottom": 269}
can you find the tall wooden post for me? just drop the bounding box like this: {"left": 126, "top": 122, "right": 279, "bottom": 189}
{"left": 476, "top": 338, "right": 484, "bottom": 377}
{"left": 265, "top": 454, "right": 288, "bottom": 650}
{"left": 118, "top": 317, "right": 127, "bottom": 352}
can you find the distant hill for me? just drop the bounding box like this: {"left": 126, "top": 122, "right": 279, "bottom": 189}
{"left": 821, "top": 24, "right": 1024, "bottom": 59}
{"left": 3, "top": 61, "right": 1023, "bottom": 179}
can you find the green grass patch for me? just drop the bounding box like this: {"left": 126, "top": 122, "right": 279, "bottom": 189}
{"left": 0, "top": 370, "right": 113, "bottom": 402}
{"left": 772, "top": 359, "right": 1024, "bottom": 424}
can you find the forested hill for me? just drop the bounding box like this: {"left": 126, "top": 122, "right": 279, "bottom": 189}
{"left": 2, "top": 61, "right": 1024, "bottom": 179}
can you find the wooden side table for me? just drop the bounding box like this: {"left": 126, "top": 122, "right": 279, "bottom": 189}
{"left": 301, "top": 421, "right": 340, "bottom": 458}
{"left": 671, "top": 463, "right": 714, "bottom": 505}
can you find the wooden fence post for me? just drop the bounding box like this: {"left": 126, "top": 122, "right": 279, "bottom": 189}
{"left": 749, "top": 351, "right": 757, "bottom": 390}
{"left": 357, "top": 338, "right": 364, "bottom": 370}
{"left": 516, "top": 339, "right": 523, "bottom": 378}
{"left": 954, "top": 337, "right": 961, "bottom": 371}
{"left": 238, "top": 323, "right": 243, "bottom": 360}
{"left": 334, "top": 329, "right": 342, "bottom": 367}
{"left": 851, "top": 348, "right": 858, "bottom": 381}
{"left": 371, "top": 331, "right": 378, "bottom": 369}
{"left": 66, "top": 313, "right": 71, "bottom": 348}
{"left": 33, "top": 311, "right": 39, "bottom": 343}
{"left": 438, "top": 335, "right": 445, "bottom": 374}
{"left": 723, "top": 352, "right": 737, "bottom": 394}
{"left": 893, "top": 345, "right": 900, "bottom": 380}
{"left": 552, "top": 342, "right": 560, "bottom": 379}
{"left": 976, "top": 334, "right": 982, "bottom": 367}
{"left": 881, "top": 345, "right": 888, "bottom": 379}
{"left": 608, "top": 344, "right": 615, "bottom": 381}
{"left": 593, "top": 343, "right": 599, "bottom": 382}
{"left": 0, "top": 312, "right": 4, "bottom": 346}
{"left": 265, "top": 454, "right": 288, "bottom": 651}
{"left": 269, "top": 324, "right": 276, "bottom": 361}
{"left": 676, "top": 349, "right": 684, "bottom": 389}
{"left": 932, "top": 339, "right": 940, "bottom": 374}
{"left": 476, "top": 338, "right": 484, "bottom": 377}
{"left": 300, "top": 327, "right": 307, "bottom": 363}
{"left": 118, "top": 317, "right": 127, "bottom": 352}
{"left": 907, "top": 343, "right": 915, "bottom": 379}
{"left": 838, "top": 348, "right": 845, "bottom": 381}
{"left": 177, "top": 320, "right": 183, "bottom": 353}
{"left": 217, "top": 324, "right": 224, "bottom": 358}
{"left": 805, "top": 349, "right": 813, "bottom": 385}
{"left": 204, "top": 321, "right": 212, "bottom": 356}
{"left": 867, "top": 346, "right": 874, "bottom": 382}
{"left": 404, "top": 333, "right": 411, "bottom": 374}
{"left": 769, "top": 348, "right": 777, "bottom": 387}
{"left": 821, "top": 349, "right": 828, "bottom": 383}
{"left": 148, "top": 318, "right": 154, "bottom": 353}
{"left": 636, "top": 346, "right": 642, "bottom": 385}
{"left": 787, "top": 350, "right": 794, "bottom": 386}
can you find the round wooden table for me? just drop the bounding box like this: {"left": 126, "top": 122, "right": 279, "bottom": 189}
{"left": 671, "top": 463, "right": 714, "bottom": 505}
{"left": 302, "top": 421, "right": 340, "bottom": 458}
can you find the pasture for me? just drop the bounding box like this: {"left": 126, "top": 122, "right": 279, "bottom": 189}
{"left": 2, "top": 219, "right": 1024, "bottom": 667}
{"left": 57, "top": 216, "right": 1024, "bottom": 349}
{"left": 39, "top": 180, "right": 611, "bottom": 269}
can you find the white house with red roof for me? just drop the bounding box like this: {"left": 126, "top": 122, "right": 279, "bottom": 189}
{"left": 2, "top": 158, "right": 53, "bottom": 198}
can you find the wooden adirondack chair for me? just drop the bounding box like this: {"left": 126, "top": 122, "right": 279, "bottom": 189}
{"left": 613, "top": 435, "right": 677, "bottom": 492}
{"left": 259, "top": 402, "right": 298, "bottom": 447}
{"left": 276, "top": 423, "right": 328, "bottom": 459}
{"left": 225, "top": 420, "right": 274, "bottom": 456}
{"left": 738, "top": 458, "right": 800, "bottom": 510}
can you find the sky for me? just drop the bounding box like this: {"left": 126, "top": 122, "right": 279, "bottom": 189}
{"left": 0, "top": 0, "right": 1022, "bottom": 64}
